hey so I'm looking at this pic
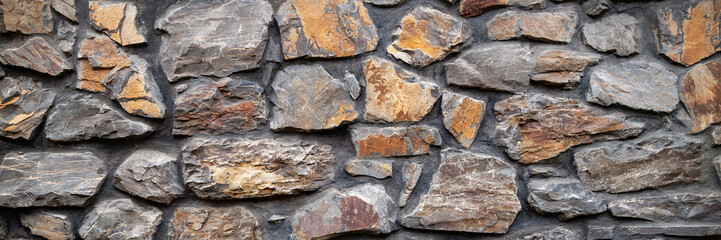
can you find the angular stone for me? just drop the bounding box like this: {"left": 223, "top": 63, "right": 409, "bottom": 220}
{"left": 20, "top": 210, "right": 74, "bottom": 240}
{"left": 173, "top": 77, "right": 266, "bottom": 136}
{"left": 586, "top": 61, "right": 678, "bottom": 113}
{"left": 446, "top": 42, "right": 533, "bottom": 92}
{"left": 0, "top": 151, "right": 105, "bottom": 208}
{"left": 582, "top": 0, "right": 612, "bottom": 16}
{"left": 45, "top": 94, "right": 153, "bottom": 141}
{"left": 345, "top": 159, "right": 393, "bottom": 179}
{"left": 582, "top": 14, "right": 640, "bottom": 56}
{"left": 103, "top": 55, "right": 167, "bottom": 119}
{"left": 276, "top": 0, "right": 378, "bottom": 59}
{"left": 679, "top": 59, "right": 721, "bottom": 133}
{"left": 55, "top": 20, "right": 77, "bottom": 54}
{"left": 617, "top": 224, "right": 721, "bottom": 238}
{"left": 343, "top": 72, "right": 361, "bottom": 100}
{"left": 79, "top": 199, "right": 162, "bottom": 240}
{"left": 1, "top": 0, "right": 53, "bottom": 34}
{"left": 608, "top": 192, "right": 721, "bottom": 222}
{"left": 459, "top": 0, "right": 545, "bottom": 18}
{"left": 487, "top": 10, "right": 578, "bottom": 43}
{"left": 574, "top": 135, "right": 703, "bottom": 193}
{"left": 89, "top": 1, "right": 146, "bottom": 46}
{"left": 363, "top": 56, "right": 440, "bottom": 122}
{"left": 168, "top": 206, "right": 262, "bottom": 240}
{"left": 525, "top": 165, "right": 568, "bottom": 178}
{"left": 531, "top": 49, "right": 600, "bottom": 89}
{"left": 653, "top": 0, "right": 721, "bottom": 66}
{"left": 291, "top": 184, "right": 397, "bottom": 240}
{"left": 387, "top": 6, "right": 471, "bottom": 69}
{"left": 363, "top": 0, "right": 405, "bottom": 6}
{"left": 517, "top": 227, "right": 581, "bottom": 240}
{"left": 527, "top": 178, "right": 607, "bottom": 220}
{"left": 270, "top": 65, "right": 357, "bottom": 131}
{"left": 587, "top": 225, "right": 614, "bottom": 240}
{"left": 0, "top": 37, "right": 72, "bottom": 76}
{"left": 398, "top": 162, "right": 422, "bottom": 207}
{"left": 76, "top": 34, "right": 131, "bottom": 92}
{"left": 182, "top": 136, "right": 334, "bottom": 200}
{"left": 713, "top": 126, "right": 721, "bottom": 145}
{"left": 351, "top": 125, "right": 441, "bottom": 158}
{"left": 114, "top": 150, "right": 184, "bottom": 205}
{"left": 442, "top": 91, "right": 486, "bottom": 148}
{"left": 0, "top": 77, "right": 56, "bottom": 140}
{"left": 494, "top": 94, "right": 644, "bottom": 163}
{"left": 401, "top": 149, "right": 521, "bottom": 233}
{"left": 52, "top": 0, "right": 75, "bottom": 22}
{"left": 715, "top": 157, "right": 721, "bottom": 183}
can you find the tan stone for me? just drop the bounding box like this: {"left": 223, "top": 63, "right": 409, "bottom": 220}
{"left": 532, "top": 49, "right": 600, "bottom": 89}
{"left": 679, "top": 59, "right": 721, "bottom": 133}
{"left": 441, "top": 91, "right": 486, "bottom": 148}
{"left": 487, "top": 9, "right": 578, "bottom": 43}
{"left": 169, "top": 206, "right": 262, "bottom": 240}
{"left": 1, "top": 0, "right": 52, "bottom": 34}
{"left": 654, "top": 0, "right": 721, "bottom": 66}
{"left": 351, "top": 125, "right": 441, "bottom": 158}
{"left": 52, "top": 0, "right": 75, "bottom": 22}
{"left": 76, "top": 34, "right": 131, "bottom": 92}
{"left": 20, "top": 211, "right": 74, "bottom": 240}
{"left": 89, "top": 1, "right": 146, "bottom": 46}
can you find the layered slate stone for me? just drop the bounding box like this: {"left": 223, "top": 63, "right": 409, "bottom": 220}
{"left": 156, "top": 0, "right": 273, "bottom": 81}
{"left": 679, "top": 59, "right": 721, "bottom": 133}
{"left": 79, "top": 199, "right": 162, "bottom": 240}
{"left": 586, "top": 61, "right": 678, "bottom": 113}
{"left": 0, "top": 77, "right": 56, "bottom": 140}
{"left": 494, "top": 94, "right": 644, "bottom": 163}
{"left": 345, "top": 159, "right": 393, "bottom": 179}
{"left": 0, "top": 37, "right": 72, "bottom": 76}
{"left": 531, "top": 49, "right": 600, "bottom": 89}
{"left": 459, "top": 0, "right": 545, "bottom": 18}
{"left": 446, "top": 42, "right": 533, "bottom": 92}
{"left": 616, "top": 224, "right": 721, "bottom": 238}
{"left": 168, "top": 206, "right": 262, "bottom": 240}
{"left": 387, "top": 6, "right": 471, "bottom": 69}
{"left": 363, "top": 56, "right": 440, "bottom": 122}
{"left": 114, "top": 150, "right": 185, "bottom": 205}
{"left": 517, "top": 227, "right": 580, "bottom": 240}
{"left": 582, "top": 14, "right": 640, "bottom": 56}
{"left": 608, "top": 192, "right": 721, "bottom": 222}
{"left": 52, "top": 0, "right": 75, "bottom": 22}
{"left": 173, "top": 77, "right": 266, "bottom": 136}
{"left": 574, "top": 135, "right": 703, "bottom": 193}
{"left": 398, "top": 162, "right": 423, "bottom": 207}
{"left": 270, "top": 64, "right": 358, "bottom": 131}
{"left": 582, "top": 0, "right": 612, "bottom": 16}
{"left": 0, "top": 151, "right": 106, "bottom": 208}
{"left": 76, "top": 33, "right": 131, "bottom": 92}
{"left": 89, "top": 1, "right": 146, "bottom": 46}
{"left": 182, "top": 136, "right": 334, "bottom": 200}
{"left": 20, "top": 210, "right": 74, "bottom": 240}
{"left": 527, "top": 178, "right": 607, "bottom": 220}
{"left": 654, "top": 0, "right": 721, "bottom": 66}
{"left": 486, "top": 10, "right": 578, "bottom": 43}
{"left": 290, "top": 184, "right": 397, "bottom": 240}
{"left": 716, "top": 157, "right": 721, "bottom": 183}
{"left": 351, "top": 125, "right": 441, "bottom": 158}
{"left": 276, "top": 0, "right": 378, "bottom": 59}
{"left": 1, "top": 0, "right": 53, "bottom": 34}
{"left": 441, "top": 91, "right": 486, "bottom": 148}
{"left": 103, "top": 55, "right": 167, "bottom": 119}
{"left": 525, "top": 165, "right": 568, "bottom": 178}
{"left": 56, "top": 20, "right": 77, "bottom": 54}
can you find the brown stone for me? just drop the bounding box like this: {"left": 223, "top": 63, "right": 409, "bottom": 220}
{"left": 0, "top": 77, "right": 56, "bottom": 140}
{"left": 168, "top": 206, "right": 262, "bottom": 240}
{"left": 52, "top": 0, "right": 75, "bottom": 22}
{"left": 679, "top": 59, "right": 721, "bottom": 133}
{"left": 398, "top": 162, "right": 423, "bottom": 207}
{"left": 0, "top": 37, "right": 72, "bottom": 76}
{"left": 1, "top": 0, "right": 52, "bottom": 34}
{"left": 89, "top": 1, "right": 146, "bottom": 46}
{"left": 654, "top": 0, "right": 721, "bottom": 66}
{"left": 459, "top": 0, "right": 545, "bottom": 18}
{"left": 445, "top": 42, "right": 533, "bottom": 92}
{"left": 351, "top": 125, "right": 441, "bottom": 158}
{"left": 487, "top": 10, "right": 578, "bottom": 43}
{"left": 76, "top": 34, "right": 131, "bottom": 92}
{"left": 531, "top": 49, "right": 600, "bottom": 89}
{"left": 345, "top": 159, "right": 393, "bottom": 179}
{"left": 20, "top": 210, "right": 74, "bottom": 240}
{"left": 102, "top": 55, "right": 166, "bottom": 119}
{"left": 441, "top": 91, "right": 486, "bottom": 148}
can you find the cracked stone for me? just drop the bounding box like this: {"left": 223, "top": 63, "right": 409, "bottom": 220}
{"left": 653, "top": 0, "right": 721, "bottom": 66}
{"left": 442, "top": 91, "right": 486, "bottom": 148}
{"left": 1, "top": 0, "right": 52, "bottom": 34}
{"left": 20, "top": 210, "right": 74, "bottom": 240}
{"left": 0, "top": 37, "right": 72, "bottom": 76}
{"left": 52, "top": 0, "right": 75, "bottom": 22}
{"left": 459, "top": 0, "right": 545, "bottom": 18}
{"left": 679, "top": 59, "right": 721, "bottom": 133}
{"left": 487, "top": 10, "right": 578, "bottom": 43}
{"left": 102, "top": 55, "right": 166, "bottom": 119}
{"left": 345, "top": 159, "right": 393, "bottom": 179}
{"left": 76, "top": 33, "right": 131, "bottom": 92}
{"left": 527, "top": 178, "right": 607, "bottom": 220}
{"left": 531, "top": 49, "right": 600, "bottom": 89}
{"left": 582, "top": 0, "right": 612, "bottom": 16}
{"left": 517, "top": 227, "right": 581, "bottom": 240}
{"left": 168, "top": 206, "right": 262, "bottom": 240}
{"left": 0, "top": 77, "right": 56, "bottom": 140}
{"left": 586, "top": 61, "right": 678, "bottom": 113}
{"left": 114, "top": 150, "right": 185, "bottom": 205}
{"left": 582, "top": 14, "right": 640, "bottom": 56}
{"left": 446, "top": 42, "right": 533, "bottom": 92}
{"left": 398, "top": 162, "right": 422, "bottom": 207}
{"left": 351, "top": 125, "right": 441, "bottom": 158}
{"left": 89, "top": 1, "right": 146, "bottom": 46}
{"left": 608, "top": 192, "right": 721, "bottom": 222}
{"left": 79, "top": 199, "right": 162, "bottom": 240}
{"left": 55, "top": 20, "right": 77, "bottom": 54}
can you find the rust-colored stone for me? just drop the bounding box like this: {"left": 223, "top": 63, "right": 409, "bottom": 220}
{"left": 1, "top": 0, "right": 53, "bottom": 34}
{"left": 89, "top": 1, "right": 146, "bottom": 46}
{"left": 486, "top": 9, "right": 578, "bottom": 43}
{"left": 0, "top": 37, "right": 72, "bottom": 76}
{"left": 459, "top": 0, "right": 545, "bottom": 18}
{"left": 169, "top": 206, "right": 262, "bottom": 240}
{"left": 441, "top": 91, "right": 486, "bottom": 148}
{"left": 351, "top": 125, "right": 441, "bottom": 158}
{"left": 532, "top": 49, "right": 600, "bottom": 89}
{"left": 654, "top": 0, "right": 721, "bottom": 66}
{"left": 76, "top": 34, "right": 131, "bottom": 92}
{"left": 0, "top": 77, "right": 56, "bottom": 140}
{"left": 679, "top": 59, "right": 721, "bottom": 133}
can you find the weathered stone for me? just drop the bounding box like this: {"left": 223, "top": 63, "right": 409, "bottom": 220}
{"left": 531, "top": 49, "right": 600, "bottom": 89}
{"left": 345, "top": 159, "right": 393, "bottom": 179}
{"left": 653, "top": 0, "right": 721, "bottom": 66}
{"left": 525, "top": 166, "right": 568, "bottom": 178}
{"left": 527, "top": 178, "right": 607, "bottom": 220}
{"left": 0, "top": 66, "right": 4, "bottom": 77}
{"left": 351, "top": 125, "right": 441, "bottom": 158}
{"left": 616, "top": 224, "right": 721, "bottom": 238}
{"left": 343, "top": 72, "right": 361, "bottom": 100}
{"left": 517, "top": 227, "right": 581, "bottom": 240}
{"left": 1, "top": 0, "right": 52, "bottom": 34}
{"left": 582, "top": 14, "right": 640, "bottom": 56}
{"left": 156, "top": 0, "right": 272, "bottom": 81}
{"left": 713, "top": 126, "right": 721, "bottom": 145}
{"left": 387, "top": 6, "right": 471, "bottom": 69}
{"left": 398, "top": 162, "right": 422, "bottom": 207}
{"left": 114, "top": 150, "right": 184, "bottom": 205}
{"left": 89, "top": 1, "right": 146, "bottom": 46}
{"left": 55, "top": 20, "right": 76, "bottom": 54}
{"left": 0, "top": 37, "right": 72, "bottom": 76}
{"left": 0, "top": 151, "right": 105, "bottom": 208}
{"left": 0, "top": 77, "right": 56, "bottom": 140}
{"left": 363, "top": 56, "right": 440, "bottom": 122}
{"left": 487, "top": 10, "right": 578, "bottom": 43}
{"left": 363, "top": 0, "right": 405, "bottom": 6}
{"left": 45, "top": 94, "right": 153, "bottom": 141}
{"left": 582, "top": 0, "right": 612, "bottom": 16}
{"left": 401, "top": 149, "right": 521, "bottom": 233}
{"left": 182, "top": 136, "right": 334, "bottom": 200}
{"left": 268, "top": 215, "right": 286, "bottom": 224}
{"left": 103, "top": 55, "right": 166, "bottom": 119}
{"left": 441, "top": 91, "right": 485, "bottom": 148}
{"left": 270, "top": 65, "right": 357, "bottom": 131}
{"left": 446, "top": 42, "right": 533, "bottom": 92}
{"left": 79, "top": 199, "right": 162, "bottom": 240}
{"left": 459, "top": 0, "right": 545, "bottom": 18}
{"left": 20, "top": 210, "right": 74, "bottom": 240}
{"left": 587, "top": 225, "right": 614, "bottom": 240}
{"left": 608, "top": 192, "right": 721, "bottom": 222}
{"left": 715, "top": 157, "right": 721, "bottom": 183}
{"left": 291, "top": 183, "right": 397, "bottom": 240}
{"left": 679, "top": 59, "right": 721, "bottom": 133}
{"left": 574, "top": 135, "right": 703, "bottom": 193}
{"left": 76, "top": 33, "right": 131, "bottom": 92}
{"left": 586, "top": 61, "right": 678, "bottom": 113}
{"left": 276, "top": 0, "right": 378, "bottom": 59}
{"left": 494, "top": 94, "right": 644, "bottom": 163}
{"left": 52, "top": 0, "right": 75, "bottom": 22}
{"left": 168, "top": 206, "right": 262, "bottom": 240}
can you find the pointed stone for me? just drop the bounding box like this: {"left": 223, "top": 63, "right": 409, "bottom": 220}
{"left": 79, "top": 199, "right": 162, "bottom": 240}
{"left": 20, "top": 210, "right": 75, "bottom": 240}
{"left": 586, "top": 61, "right": 678, "bottom": 113}
{"left": 1, "top": 0, "right": 53, "bottom": 34}
{"left": 446, "top": 42, "right": 533, "bottom": 92}
{"left": 441, "top": 91, "right": 486, "bottom": 148}
{"left": 531, "top": 49, "right": 600, "bottom": 89}
{"left": 487, "top": 10, "right": 578, "bottom": 43}
{"left": 76, "top": 33, "right": 131, "bottom": 92}
{"left": 608, "top": 192, "right": 721, "bottom": 222}
{"left": 89, "top": 1, "right": 146, "bottom": 46}
{"left": 168, "top": 206, "right": 262, "bottom": 240}
{"left": 653, "top": 0, "right": 721, "bottom": 66}
{"left": 0, "top": 37, "right": 72, "bottom": 76}
{"left": 582, "top": 14, "right": 640, "bottom": 56}
{"left": 114, "top": 150, "right": 185, "bottom": 205}
{"left": 527, "top": 178, "right": 607, "bottom": 220}
{"left": 0, "top": 77, "right": 56, "bottom": 140}
{"left": 103, "top": 55, "right": 167, "bottom": 119}
{"left": 52, "top": 0, "right": 75, "bottom": 22}
{"left": 459, "top": 0, "right": 545, "bottom": 18}
{"left": 351, "top": 125, "right": 441, "bottom": 158}
{"left": 715, "top": 157, "right": 721, "bottom": 183}
{"left": 345, "top": 159, "right": 393, "bottom": 179}
{"left": 679, "top": 59, "right": 721, "bottom": 133}
{"left": 398, "top": 162, "right": 422, "bottom": 207}
{"left": 343, "top": 72, "right": 361, "bottom": 100}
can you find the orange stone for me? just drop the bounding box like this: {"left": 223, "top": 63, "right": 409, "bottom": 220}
{"left": 441, "top": 91, "right": 486, "bottom": 148}
{"left": 679, "top": 59, "right": 721, "bottom": 133}
{"left": 654, "top": 0, "right": 721, "bottom": 66}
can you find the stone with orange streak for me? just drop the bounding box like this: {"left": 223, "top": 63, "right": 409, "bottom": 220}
{"left": 486, "top": 9, "right": 578, "bottom": 43}
{"left": 387, "top": 6, "right": 472, "bottom": 69}
{"left": 654, "top": 0, "right": 721, "bottom": 66}
{"left": 441, "top": 91, "right": 486, "bottom": 148}
{"left": 88, "top": 1, "right": 146, "bottom": 46}
{"left": 351, "top": 125, "right": 442, "bottom": 158}
{"left": 76, "top": 33, "right": 131, "bottom": 92}
{"left": 531, "top": 49, "right": 600, "bottom": 89}
{"left": 168, "top": 206, "right": 262, "bottom": 240}
{"left": 446, "top": 42, "right": 533, "bottom": 92}
{"left": 103, "top": 55, "right": 166, "bottom": 119}
{"left": 679, "top": 59, "right": 721, "bottom": 133}
{"left": 0, "top": 37, "right": 72, "bottom": 76}
{"left": 1, "top": 0, "right": 53, "bottom": 34}
{"left": 345, "top": 159, "right": 393, "bottom": 179}
{"left": 20, "top": 210, "right": 74, "bottom": 240}
{"left": 0, "top": 77, "right": 56, "bottom": 140}
{"left": 459, "top": 0, "right": 545, "bottom": 18}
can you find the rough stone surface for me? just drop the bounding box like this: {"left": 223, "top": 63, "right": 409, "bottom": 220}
{"left": 654, "top": 0, "right": 721, "bottom": 66}
{"left": 78, "top": 199, "right": 162, "bottom": 240}
{"left": 441, "top": 91, "right": 486, "bottom": 148}
{"left": 582, "top": 14, "right": 640, "bottom": 56}
{"left": 714, "top": 126, "right": 721, "bottom": 145}
{"left": 0, "top": 216, "right": 5, "bottom": 240}
{"left": 342, "top": 72, "right": 361, "bottom": 100}
{"left": 715, "top": 157, "right": 721, "bottom": 183}
{"left": 517, "top": 227, "right": 581, "bottom": 240}
{"left": 494, "top": 94, "right": 645, "bottom": 163}
{"left": 446, "top": 42, "right": 533, "bottom": 92}
{"left": 168, "top": 206, "right": 262, "bottom": 240}
{"left": 55, "top": 20, "right": 76, "bottom": 54}
{"left": 1, "top": 0, "right": 53, "bottom": 34}
{"left": 459, "top": 0, "right": 545, "bottom": 18}
{"left": 345, "top": 159, "right": 393, "bottom": 179}
{"left": 76, "top": 33, "right": 131, "bottom": 92}
{"left": 587, "top": 225, "right": 614, "bottom": 240}
{"left": 0, "top": 77, "right": 56, "bottom": 140}
{"left": 103, "top": 55, "right": 167, "bottom": 119}
{"left": 531, "top": 49, "right": 600, "bottom": 89}
{"left": 89, "top": 1, "right": 146, "bottom": 46}
{"left": 52, "top": 0, "right": 75, "bottom": 22}
{"left": 582, "top": 0, "right": 612, "bottom": 16}
{"left": 527, "top": 178, "right": 607, "bottom": 220}
{"left": 114, "top": 150, "right": 185, "bottom": 205}
{"left": 679, "top": 59, "right": 721, "bottom": 133}
{"left": 608, "top": 192, "right": 721, "bottom": 222}
{"left": 0, "top": 151, "right": 105, "bottom": 208}
{"left": 351, "top": 125, "right": 441, "bottom": 158}
{"left": 616, "top": 224, "right": 721, "bottom": 238}
{"left": 586, "top": 61, "right": 678, "bottom": 113}
{"left": 156, "top": 0, "right": 273, "bottom": 81}
{"left": 182, "top": 136, "right": 334, "bottom": 200}
{"left": 0, "top": 37, "right": 72, "bottom": 76}
{"left": 364, "top": 0, "right": 405, "bottom": 6}
{"left": 398, "top": 162, "right": 422, "bottom": 207}
{"left": 526, "top": 166, "right": 568, "bottom": 178}
{"left": 401, "top": 149, "right": 521, "bottom": 233}
{"left": 487, "top": 10, "right": 578, "bottom": 43}
{"left": 20, "top": 210, "right": 74, "bottom": 240}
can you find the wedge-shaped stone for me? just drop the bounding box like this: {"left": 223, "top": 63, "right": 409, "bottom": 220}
{"left": 103, "top": 55, "right": 166, "bottom": 119}
{"left": 0, "top": 37, "right": 72, "bottom": 76}
{"left": 527, "top": 178, "right": 607, "bottom": 220}
{"left": 1, "top": 0, "right": 53, "bottom": 34}
{"left": 586, "top": 61, "right": 678, "bottom": 113}
{"left": 351, "top": 125, "right": 441, "bottom": 158}
{"left": 79, "top": 199, "right": 162, "bottom": 240}
{"left": 608, "top": 192, "right": 721, "bottom": 222}
{"left": 0, "top": 77, "right": 56, "bottom": 140}
{"left": 442, "top": 91, "right": 485, "bottom": 148}
{"left": 582, "top": 14, "right": 640, "bottom": 56}
{"left": 114, "top": 150, "right": 185, "bottom": 205}
{"left": 715, "top": 157, "right": 721, "bottom": 183}
{"left": 531, "top": 49, "right": 600, "bottom": 89}
{"left": 446, "top": 42, "right": 533, "bottom": 92}
{"left": 487, "top": 10, "right": 578, "bottom": 43}
{"left": 654, "top": 0, "right": 721, "bottom": 66}
{"left": 168, "top": 206, "right": 262, "bottom": 240}
{"left": 459, "top": 0, "right": 545, "bottom": 18}
{"left": 679, "top": 59, "right": 721, "bottom": 133}
{"left": 76, "top": 33, "right": 131, "bottom": 92}
{"left": 21, "top": 210, "right": 74, "bottom": 240}
{"left": 398, "top": 162, "right": 422, "bottom": 207}
{"left": 345, "top": 159, "right": 393, "bottom": 179}
{"left": 52, "top": 0, "right": 75, "bottom": 22}
{"left": 89, "top": 1, "right": 146, "bottom": 46}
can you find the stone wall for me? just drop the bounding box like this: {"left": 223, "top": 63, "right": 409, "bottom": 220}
{"left": 0, "top": 0, "right": 720, "bottom": 239}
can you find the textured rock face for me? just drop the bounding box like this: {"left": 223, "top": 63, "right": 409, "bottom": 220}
{"left": 0, "top": 151, "right": 105, "bottom": 208}
{"left": 20, "top": 211, "right": 74, "bottom": 240}
{"left": 103, "top": 56, "right": 166, "bottom": 119}
{"left": 616, "top": 224, "right": 721, "bottom": 238}
{"left": 517, "top": 227, "right": 580, "bottom": 240}
{"left": 654, "top": 0, "right": 721, "bottom": 66}
{"left": 173, "top": 77, "right": 266, "bottom": 136}
{"left": 156, "top": 0, "right": 273, "bottom": 81}
{"left": 526, "top": 166, "right": 568, "bottom": 178}
{"left": 291, "top": 184, "right": 397, "bottom": 240}
{"left": 441, "top": 91, "right": 486, "bottom": 148}
{"left": 527, "top": 178, "right": 607, "bottom": 220}
{"left": 182, "top": 136, "right": 334, "bottom": 200}
{"left": 459, "top": 0, "right": 545, "bottom": 18}
{"left": 351, "top": 125, "right": 441, "bottom": 158}
{"left": 114, "top": 150, "right": 185, "bottom": 205}
{"left": 363, "top": 57, "right": 440, "bottom": 122}
{"left": 446, "top": 43, "right": 533, "bottom": 92}
{"left": 76, "top": 33, "right": 131, "bottom": 92}
{"left": 716, "top": 158, "right": 721, "bottom": 183}
{"left": 398, "top": 162, "right": 423, "bottom": 207}
{"left": 52, "top": 0, "right": 75, "bottom": 22}
{"left": 345, "top": 159, "right": 393, "bottom": 179}
{"left": 0, "top": 37, "right": 72, "bottom": 76}
{"left": 582, "top": 14, "right": 640, "bottom": 56}
{"left": 168, "top": 206, "right": 262, "bottom": 240}
{"left": 586, "top": 61, "right": 678, "bottom": 113}
{"left": 574, "top": 135, "right": 703, "bottom": 193}
{"left": 401, "top": 149, "right": 521, "bottom": 233}
{"left": 56, "top": 20, "right": 77, "bottom": 54}
{"left": 387, "top": 6, "right": 471, "bottom": 68}
{"left": 494, "top": 94, "right": 644, "bottom": 163}
{"left": 582, "top": 0, "right": 611, "bottom": 16}
{"left": 487, "top": 10, "right": 578, "bottom": 43}
{"left": 679, "top": 59, "right": 721, "bottom": 133}
{"left": 270, "top": 65, "right": 357, "bottom": 131}
{"left": 342, "top": 72, "right": 361, "bottom": 100}
{"left": 79, "top": 199, "right": 162, "bottom": 240}
{"left": 1, "top": 0, "right": 52, "bottom": 34}
{"left": 276, "top": 0, "right": 378, "bottom": 59}
{"left": 89, "top": 1, "right": 146, "bottom": 46}
{"left": 531, "top": 49, "right": 600, "bottom": 89}
{"left": 0, "top": 77, "right": 56, "bottom": 140}
{"left": 608, "top": 192, "right": 721, "bottom": 222}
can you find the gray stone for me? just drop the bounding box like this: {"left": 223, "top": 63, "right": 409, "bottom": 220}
{"left": 582, "top": 0, "right": 612, "bottom": 16}
{"left": 79, "top": 199, "right": 162, "bottom": 240}
{"left": 582, "top": 14, "right": 640, "bottom": 56}
{"left": 532, "top": 49, "right": 600, "bottom": 89}
{"left": 487, "top": 10, "right": 579, "bottom": 43}
{"left": 608, "top": 192, "right": 721, "bottom": 222}
{"left": 446, "top": 42, "right": 533, "bottom": 92}
{"left": 103, "top": 55, "right": 167, "bottom": 119}
{"left": 441, "top": 91, "right": 486, "bottom": 148}
{"left": 55, "top": 20, "right": 77, "bottom": 54}
{"left": 715, "top": 157, "right": 721, "bottom": 183}
{"left": 0, "top": 77, "right": 56, "bottom": 140}
{"left": 343, "top": 71, "right": 361, "bottom": 100}
{"left": 616, "top": 224, "right": 721, "bottom": 238}
{"left": 0, "top": 216, "right": 6, "bottom": 240}
{"left": 0, "top": 37, "right": 72, "bottom": 76}
{"left": 168, "top": 206, "right": 262, "bottom": 240}
{"left": 526, "top": 166, "right": 568, "bottom": 178}
{"left": 114, "top": 150, "right": 185, "bottom": 205}
{"left": 517, "top": 227, "right": 581, "bottom": 240}
{"left": 51, "top": 0, "right": 75, "bottom": 22}
{"left": 364, "top": 0, "right": 405, "bottom": 6}
{"left": 587, "top": 225, "right": 614, "bottom": 240}
{"left": 527, "top": 178, "right": 607, "bottom": 220}
{"left": 586, "top": 61, "right": 678, "bottom": 113}
{"left": 398, "top": 162, "right": 422, "bottom": 207}
{"left": 713, "top": 126, "right": 721, "bottom": 145}
{"left": 351, "top": 125, "right": 441, "bottom": 158}
{"left": 345, "top": 159, "right": 393, "bottom": 179}
{"left": 20, "top": 210, "right": 74, "bottom": 240}
{"left": 268, "top": 214, "right": 286, "bottom": 223}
